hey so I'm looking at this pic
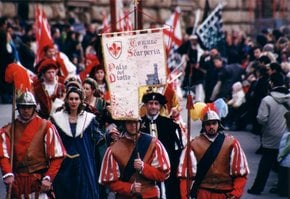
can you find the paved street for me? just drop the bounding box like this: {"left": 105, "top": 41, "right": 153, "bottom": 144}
{"left": 0, "top": 103, "right": 287, "bottom": 198}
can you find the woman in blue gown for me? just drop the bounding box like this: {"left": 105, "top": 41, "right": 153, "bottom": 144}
{"left": 51, "top": 86, "right": 105, "bottom": 199}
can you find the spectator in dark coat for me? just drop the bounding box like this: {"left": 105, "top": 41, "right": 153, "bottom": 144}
{"left": 0, "top": 29, "right": 16, "bottom": 103}
{"left": 236, "top": 67, "right": 270, "bottom": 133}
{"left": 18, "top": 35, "right": 35, "bottom": 72}
{"left": 210, "top": 55, "right": 245, "bottom": 101}
{"left": 203, "top": 49, "right": 220, "bottom": 102}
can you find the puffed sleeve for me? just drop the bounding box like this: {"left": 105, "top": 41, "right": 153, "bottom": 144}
{"left": 0, "top": 125, "right": 12, "bottom": 175}
{"left": 177, "top": 146, "right": 197, "bottom": 199}
{"left": 141, "top": 139, "right": 171, "bottom": 181}
{"left": 98, "top": 147, "right": 132, "bottom": 196}
{"left": 44, "top": 122, "right": 66, "bottom": 181}
{"left": 229, "top": 139, "right": 249, "bottom": 198}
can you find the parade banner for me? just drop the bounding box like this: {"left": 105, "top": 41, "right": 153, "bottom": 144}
{"left": 102, "top": 30, "right": 167, "bottom": 119}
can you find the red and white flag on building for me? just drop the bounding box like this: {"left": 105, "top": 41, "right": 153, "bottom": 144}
{"left": 163, "top": 7, "right": 183, "bottom": 70}
{"left": 35, "top": 5, "right": 54, "bottom": 63}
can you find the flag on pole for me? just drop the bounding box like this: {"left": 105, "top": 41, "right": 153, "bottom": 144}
{"left": 35, "top": 6, "right": 76, "bottom": 78}
{"left": 202, "top": 0, "right": 211, "bottom": 22}
{"left": 196, "top": 2, "right": 226, "bottom": 55}
{"left": 163, "top": 7, "right": 183, "bottom": 70}
{"left": 101, "top": 11, "right": 111, "bottom": 33}
{"left": 35, "top": 5, "right": 54, "bottom": 63}
{"left": 163, "top": 8, "right": 184, "bottom": 107}
{"left": 116, "top": 0, "right": 126, "bottom": 32}
{"left": 116, "top": 1, "right": 133, "bottom": 32}
{"left": 123, "top": 10, "right": 133, "bottom": 32}
{"left": 101, "top": 3, "right": 133, "bottom": 33}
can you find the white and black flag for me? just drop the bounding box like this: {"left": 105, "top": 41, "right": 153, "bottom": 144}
{"left": 196, "top": 2, "right": 226, "bottom": 55}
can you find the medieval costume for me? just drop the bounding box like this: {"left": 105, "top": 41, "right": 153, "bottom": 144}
{"left": 51, "top": 110, "right": 105, "bottom": 199}
{"left": 140, "top": 115, "right": 183, "bottom": 198}
{"left": 140, "top": 92, "right": 184, "bottom": 199}
{"left": 34, "top": 80, "right": 65, "bottom": 119}
{"left": 33, "top": 58, "right": 65, "bottom": 119}
{"left": 99, "top": 132, "right": 170, "bottom": 199}
{"left": 0, "top": 114, "right": 66, "bottom": 198}
{"left": 177, "top": 110, "right": 249, "bottom": 199}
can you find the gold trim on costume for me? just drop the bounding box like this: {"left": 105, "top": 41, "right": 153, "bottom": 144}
{"left": 66, "top": 154, "right": 80, "bottom": 159}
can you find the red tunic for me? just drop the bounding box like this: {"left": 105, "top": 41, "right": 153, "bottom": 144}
{"left": 0, "top": 116, "right": 66, "bottom": 198}
{"left": 177, "top": 133, "right": 249, "bottom": 199}
{"left": 33, "top": 80, "right": 65, "bottom": 119}
{"left": 99, "top": 133, "right": 170, "bottom": 199}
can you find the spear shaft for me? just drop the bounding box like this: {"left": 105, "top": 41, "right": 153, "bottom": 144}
{"left": 6, "top": 87, "right": 16, "bottom": 199}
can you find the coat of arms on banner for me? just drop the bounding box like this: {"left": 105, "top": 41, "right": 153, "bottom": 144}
{"left": 106, "top": 41, "right": 122, "bottom": 59}
{"left": 102, "top": 30, "right": 167, "bottom": 120}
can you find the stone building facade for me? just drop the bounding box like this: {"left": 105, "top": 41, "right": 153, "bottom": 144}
{"left": 0, "top": 0, "right": 289, "bottom": 36}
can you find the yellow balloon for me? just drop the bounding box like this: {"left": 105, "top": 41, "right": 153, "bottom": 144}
{"left": 190, "top": 102, "right": 207, "bottom": 121}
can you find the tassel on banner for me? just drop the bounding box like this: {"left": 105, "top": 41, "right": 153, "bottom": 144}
{"left": 186, "top": 94, "right": 194, "bottom": 110}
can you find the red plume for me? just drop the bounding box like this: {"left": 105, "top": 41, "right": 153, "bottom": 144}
{"left": 200, "top": 103, "right": 218, "bottom": 119}
{"left": 5, "top": 63, "right": 32, "bottom": 93}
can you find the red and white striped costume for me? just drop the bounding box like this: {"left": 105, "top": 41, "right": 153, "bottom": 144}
{"left": 0, "top": 115, "right": 66, "bottom": 198}
{"left": 177, "top": 133, "right": 249, "bottom": 199}
{"left": 99, "top": 133, "right": 171, "bottom": 199}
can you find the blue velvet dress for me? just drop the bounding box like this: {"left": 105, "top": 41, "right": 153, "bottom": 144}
{"left": 51, "top": 110, "right": 105, "bottom": 199}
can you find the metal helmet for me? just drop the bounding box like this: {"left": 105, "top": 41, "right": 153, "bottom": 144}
{"left": 16, "top": 91, "right": 37, "bottom": 106}
{"left": 202, "top": 110, "right": 220, "bottom": 122}
{"left": 123, "top": 117, "right": 142, "bottom": 123}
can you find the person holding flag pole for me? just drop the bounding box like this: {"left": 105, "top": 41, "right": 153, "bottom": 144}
{"left": 0, "top": 63, "right": 66, "bottom": 199}
{"left": 99, "top": 116, "right": 171, "bottom": 199}
{"left": 177, "top": 106, "right": 249, "bottom": 199}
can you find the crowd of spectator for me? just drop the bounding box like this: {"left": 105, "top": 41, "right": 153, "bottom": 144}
{"left": 178, "top": 26, "right": 290, "bottom": 133}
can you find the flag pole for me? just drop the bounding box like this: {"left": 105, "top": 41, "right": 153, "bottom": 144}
{"left": 133, "top": 0, "right": 139, "bottom": 30}
{"left": 185, "top": 6, "right": 202, "bottom": 198}
{"left": 6, "top": 86, "right": 16, "bottom": 199}
{"left": 133, "top": 1, "right": 142, "bottom": 198}
{"left": 137, "top": 0, "right": 143, "bottom": 30}
{"left": 186, "top": 90, "right": 193, "bottom": 199}
{"left": 134, "top": 123, "right": 142, "bottom": 199}
{"left": 192, "top": 9, "right": 200, "bottom": 35}
{"left": 110, "top": 0, "right": 117, "bottom": 32}
{"left": 185, "top": 42, "right": 193, "bottom": 199}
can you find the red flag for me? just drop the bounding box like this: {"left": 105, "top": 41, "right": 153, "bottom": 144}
{"left": 163, "top": 7, "right": 183, "bottom": 70}
{"left": 163, "top": 8, "right": 183, "bottom": 53}
{"left": 101, "top": 11, "right": 110, "bottom": 33}
{"left": 123, "top": 10, "right": 133, "bottom": 32}
{"left": 116, "top": 0, "right": 125, "bottom": 31}
{"left": 162, "top": 8, "right": 184, "bottom": 102}
{"left": 35, "top": 5, "right": 54, "bottom": 63}
{"left": 35, "top": 6, "right": 76, "bottom": 79}
{"left": 101, "top": 2, "right": 132, "bottom": 34}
